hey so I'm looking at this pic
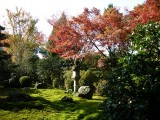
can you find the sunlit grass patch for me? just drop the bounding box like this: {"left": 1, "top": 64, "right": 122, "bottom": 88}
{"left": 0, "top": 88, "right": 105, "bottom": 120}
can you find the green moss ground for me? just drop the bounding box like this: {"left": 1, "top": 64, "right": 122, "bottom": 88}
{"left": 0, "top": 88, "right": 105, "bottom": 120}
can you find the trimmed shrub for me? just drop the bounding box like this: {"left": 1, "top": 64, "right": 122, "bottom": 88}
{"left": 63, "top": 70, "right": 73, "bottom": 91}
{"left": 19, "top": 76, "right": 32, "bottom": 87}
{"left": 79, "top": 69, "right": 97, "bottom": 87}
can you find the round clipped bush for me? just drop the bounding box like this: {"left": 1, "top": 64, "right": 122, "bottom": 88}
{"left": 19, "top": 76, "right": 32, "bottom": 87}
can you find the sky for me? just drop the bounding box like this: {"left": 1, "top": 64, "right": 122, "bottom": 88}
{"left": 0, "top": 0, "right": 145, "bottom": 37}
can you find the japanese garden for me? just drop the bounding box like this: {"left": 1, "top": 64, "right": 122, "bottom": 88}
{"left": 0, "top": 0, "right": 160, "bottom": 119}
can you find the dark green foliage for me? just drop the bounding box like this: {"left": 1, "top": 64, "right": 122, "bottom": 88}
{"left": 27, "top": 55, "right": 39, "bottom": 80}
{"left": 104, "top": 4, "right": 114, "bottom": 12}
{"left": 36, "top": 54, "right": 63, "bottom": 85}
{"left": 103, "top": 21, "right": 160, "bottom": 120}
{"left": 0, "top": 25, "right": 12, "bottom": 82}
{"left": 94, "top": 80, "right": 107, "bottom": 96}
{"left": 9, "top": 73, "right": 20, "bottom": 88}
{"left": 81, "top": 68, "right": 108, "bottom": 96}
{"left": 0, "top": 59, "right": 14, "bottom": 82}
{"left": 60, "top": 59, "right": 74, "bottom": 69}
{"left": 81, "top": 54, "right": 101, "bottom": 70}
{"left": 6, "top": 91, "right": 31, "bottom": 102}
{"left": 64, "top": 70, "right": 73, "bottom": 90}
{"left": 0, "top": 51, "right": 10, "bottom": 59}
{"left": 15, "top": 54, "right": 39, "bottom": 80}
{"left": 79, "top": 69, "right": 98, "bottom": 87}
{"left": 0, "top": 26, "right": 7, "bottom": 40}
{"left": 19, "top": 76, "right": 32, "bottom": 87}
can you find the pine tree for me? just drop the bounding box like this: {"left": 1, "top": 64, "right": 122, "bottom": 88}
{"left": 0, "top": 25, "right": 11, "bottom": 81}
{"left": 0, "top": 25, "right": 10, "bottom": 59}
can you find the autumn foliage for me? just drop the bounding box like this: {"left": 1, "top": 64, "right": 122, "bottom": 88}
{"left": 48, "top": 13, "right": 82, "bottom": 58}
{"left": 127, "top": 0, "right": 160, "bottom": 30}
{"left": 48, "top": 0, "right": 160, "bottom": 59}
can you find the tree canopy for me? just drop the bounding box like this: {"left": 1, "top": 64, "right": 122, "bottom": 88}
{"left": 48, "top": 0, "right": 160, "bottom": 60}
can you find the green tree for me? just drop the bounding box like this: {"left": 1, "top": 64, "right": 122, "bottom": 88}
{"left": 103, "top": 21, "right": 160, "bottom": 120}
{"left": 0, "top": 25, "right": 13, "bottom": 81}
{"left": 6, "top": 8, "right": 40, "bottom": 76}
{"left": 36, "top": 53, "right": 63, "bottom": 86}
{"left": 0, "top": 26, "right": 9, "bottom": 59}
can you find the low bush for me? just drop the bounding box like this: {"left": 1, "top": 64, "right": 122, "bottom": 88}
{"left": 63, "top": 70, "right": 73, "bottom": 91}
{"left": 79, "top": 69, "right": 97, "bottom": 87}
{"left": 19, "top": 76, "right": 32, "bottom": 87}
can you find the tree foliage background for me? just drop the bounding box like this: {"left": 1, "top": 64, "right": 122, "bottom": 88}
{"left": 102, "top": 21, "right": 160, "bottom": 120}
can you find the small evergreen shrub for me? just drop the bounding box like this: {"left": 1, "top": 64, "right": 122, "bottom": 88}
{"left": 63, "top": 70, "right": 73, "bottom": 91}
{"left": 19, "top": 76, "right": 32, "bottom": 87}
{"left": 79, "top": 69, "right": 97, "bottom": 86}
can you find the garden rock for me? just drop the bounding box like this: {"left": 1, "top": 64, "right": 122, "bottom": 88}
{"left": 34, "top": 82, "right": 47, "bottom": 89}
{"left": 77, "top": 86, "right": 93, "bottom": 99}
{"left": 6, "top": 91, "right": 31, "bottom": 102}
{"left": 61, "top": 96, "right": 74, "bottom": 103}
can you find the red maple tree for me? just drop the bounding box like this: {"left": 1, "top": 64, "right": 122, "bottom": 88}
{"left": 48, "top": 0, "right": 160, "bottom": 59}
{"left": 48, "top": 13, "right": 83, "bottom": 59}
{"left": 126, "top": 0, "right": 160, "bottom": 31}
